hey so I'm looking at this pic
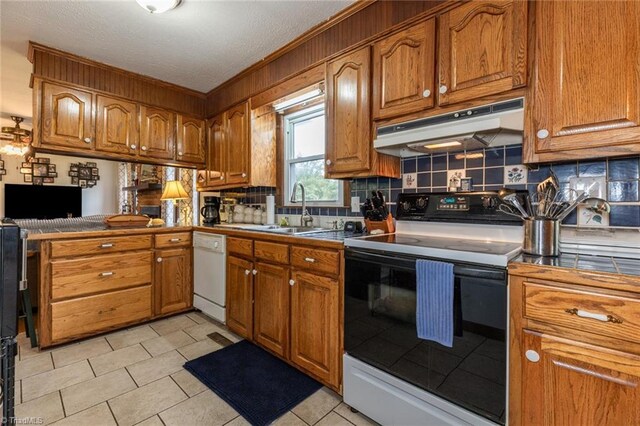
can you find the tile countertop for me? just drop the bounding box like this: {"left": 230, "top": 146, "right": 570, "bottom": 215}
{"left": 510, "top": 253, "right": 640, "bottom": 278}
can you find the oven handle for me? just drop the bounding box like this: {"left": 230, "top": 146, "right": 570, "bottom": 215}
{"left": 345, "top": 248, "right": 506, "bottom": 282}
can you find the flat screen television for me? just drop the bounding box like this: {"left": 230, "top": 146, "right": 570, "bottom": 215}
{"left": 4, "top": 184, "right": 82, "bottom": 219}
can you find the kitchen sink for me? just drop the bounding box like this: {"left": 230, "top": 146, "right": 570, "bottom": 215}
{"left": 257, "top": 225, "right": 334, "bottom": 235}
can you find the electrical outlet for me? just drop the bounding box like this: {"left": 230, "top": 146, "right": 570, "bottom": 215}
{"left": 351, "top": 196, "right": 360, "bottom": 213}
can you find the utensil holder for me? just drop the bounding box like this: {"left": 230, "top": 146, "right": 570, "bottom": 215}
{"left": 365, "top": 214, "right": 395, "bottom": 234}
{"left": 523, "top": 219, "right": 560, "bottom": 256}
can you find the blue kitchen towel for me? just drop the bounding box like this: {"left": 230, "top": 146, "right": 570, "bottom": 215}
{"left": 416, "top": 259, "right": 454, "bottom": 347}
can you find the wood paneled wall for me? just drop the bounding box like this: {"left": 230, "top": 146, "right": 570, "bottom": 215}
{"left": 29, "top": 43, "right": 206, "bottom": 117}
{"left": 206, "top": 0, "right": 454, "bottom": 117}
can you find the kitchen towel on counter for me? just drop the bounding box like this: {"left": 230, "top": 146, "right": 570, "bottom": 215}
{"left": 416, "top": 259, "right": 454, "bottom": 347}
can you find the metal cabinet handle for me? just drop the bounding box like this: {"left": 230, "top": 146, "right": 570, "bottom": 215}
{"left": 439, "top": 85, "right": 448, "bottom": 94}
{"left": 100, "top": 243, "right": 114, "bottom": 248}
{"left": 289, "top": 279, "right": 295, "bottom": 286}
{"left": 130, "top": 144, "right": 137, "bottom": 149}
{"left": 84, "top": 137, "right": 92, "bottom": 144}
{"left": 170, "top": 238, "right": 181, "bottom": 242}
{"left": 537, "top": 129, "right": 549, "bottom": 139}
{"left": 141, "top": 146, "right": 147, "bottom": 151}
{"left": 245, "top": 269, "right": 251, "bottom": 275}
{"left": 99, "top": 271, "right": 114, "bottom": 277}
{"left": 325, "top": 159, "right": 332, "bottom": 166}
{"left": 422, "top": 89, "right": 431, "bottom": 98}
{"left": 304, "top": 257, "right": 316, "bottom": 263}
{"left": 565, "top": 308, "right": 623, "bottom": 324}
{"left": 252, "top": 269, "right": 258, "bottom": 275}
{"left": 156, "top": 257, "right": 163, "bottom": 263}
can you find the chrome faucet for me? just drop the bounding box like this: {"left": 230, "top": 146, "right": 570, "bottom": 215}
{"left": 290, "top": 182, "right": 313, "bottom": 227}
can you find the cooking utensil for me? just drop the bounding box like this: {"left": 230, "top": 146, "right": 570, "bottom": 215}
{"left": 498, "top": 204, "right": 524, "bottom": 219}
{"left": 503, "top": 193, "right": 529, "bottom": 218}
{"left": 554, "top": 191, "right": 590, "bottom": 222}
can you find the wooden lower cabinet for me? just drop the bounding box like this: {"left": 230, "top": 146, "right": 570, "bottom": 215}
{"left": 226, "top": 255, "right": 254, "bottom": 339}
{"left": 154, "top": 247, "right": 192, "bottom": 316}
{"left": 253, "top": 262, "right": 290, "bottom": 358}
{"left": 290, "top": 270, "right": 340, "bottom": 388}
{"left": 520, "top": 331, "right": 640, "bottom": 426}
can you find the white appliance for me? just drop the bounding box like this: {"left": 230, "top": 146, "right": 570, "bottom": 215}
{"left": 373, "top": 98, "right": 524, "bottom": 157}
{"left": 193, "top": 232, "right": 226, "bottom": 322}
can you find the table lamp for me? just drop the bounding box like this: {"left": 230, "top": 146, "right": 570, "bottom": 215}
{"left": 161, "top": 180, "right": 189, "bottom": 224}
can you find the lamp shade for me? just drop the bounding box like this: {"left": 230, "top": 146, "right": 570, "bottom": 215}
{"left": 161, "top": 180, "right": 189, "bottom": 200}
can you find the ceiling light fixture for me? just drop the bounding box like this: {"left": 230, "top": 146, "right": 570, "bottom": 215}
{"left": 1, "top": 116, "right": 32, "bottom": 157}
{"left": 423, "top": 141, "right": 462, "bottom": 150}
{"left": 273, "top": 88, "right": 323, "bottom": 111}
{"left": 136, "top": 0, "right": 181, "bottom": 14}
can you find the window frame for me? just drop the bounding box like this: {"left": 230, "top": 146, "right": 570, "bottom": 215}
{"left": 283, "top": 104, "right": 344, "bottom": 208}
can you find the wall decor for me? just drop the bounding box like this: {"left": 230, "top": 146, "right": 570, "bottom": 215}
{"left": 69, "top": 162, "right": 100, "bottom": 188}
{"left": 0, "top": 157, "right": 6, "bottom": 181}
{"left": 19, "top": 157, "right": 57, "bottom": 185}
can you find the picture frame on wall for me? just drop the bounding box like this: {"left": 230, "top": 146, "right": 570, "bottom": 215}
{"left": 24, "top": 174, "right": 32, "bottom": 183}
{"left": 86, "top": 162, "right": 97, "bottom": 167}
{"left": 71, "top": 176, "right": 78, "bottom": 185}
{"left": 21, "top": 162, "right": 30, "bottom": 168}
{"left": 48, "top": 164, "right": 56, "bottom": 173}
{"left": 33, "top": 177, "right": 43, "bottom": 185}
{"left": 68, "top": 170, "right": 78, "bottom": 177}
{"left": 78, "top": 168, "right": 91, "bottom": 179}
{"left": 49, "top": 172, "right": 58, "bottom": 178}
{"left": 70, "top": 164, "right": 78, "bottom": 172}
{"left": 38, "top": 158, "right": 50, "bottom": 164}
{"left": 43, "top": 177, "right": 54, "bottom": 184}
{"left": 20, "top": 167, "right": 32, "bottom": 174}
{"left": 79, "top": 179, "right": 88, "bottom": 188}
{"left": 32, "top": 164, "right": 48, "bottom": 177}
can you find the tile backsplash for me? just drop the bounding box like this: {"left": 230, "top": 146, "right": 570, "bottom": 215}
{"left": 350, "top": 145, "right": 640, "bottom": 228}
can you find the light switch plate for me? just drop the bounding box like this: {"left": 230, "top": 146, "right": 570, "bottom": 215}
{"left": 569, "top": 176, "right": 606, "bottom": 199}
{"left": 351, "top": 196, "right": 360, "bottom": 213}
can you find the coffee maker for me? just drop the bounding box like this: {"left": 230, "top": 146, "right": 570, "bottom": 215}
{"left": 200, "top": 196, "right": 221, "bottom": 224}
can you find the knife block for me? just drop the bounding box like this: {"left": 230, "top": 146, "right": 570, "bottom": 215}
{"left": 365, "top": 214, "right": 395, "bottom": 234}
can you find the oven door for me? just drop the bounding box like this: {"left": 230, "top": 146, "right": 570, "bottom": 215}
{"left": 344, "top": 248, "right": 507, "bottom": 425}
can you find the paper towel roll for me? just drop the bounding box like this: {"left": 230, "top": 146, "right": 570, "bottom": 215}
{"left": 266, "top": 195, "right": 275, "bottom": 225}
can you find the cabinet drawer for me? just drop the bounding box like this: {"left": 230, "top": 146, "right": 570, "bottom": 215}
{"left": 155, "top": 232, "right": 192, "bottom": 248}
{"left": 228, "top": 237, "right": 253, "bottom": 257}
{"left": 291, "top": 246, "right": 340, "bottom": 276}
{"left": 254, "top": 241, "right": 289, "bottom": 264}
{"left": 524, "top": 281, "right": 640, "bottom": 344}
{"left": 51, "top": 235, "right": 152, "bottom": 258}
{"left": 51, "top": 251, "right": 152, "bottom": 300}
{"left": 51, "top": 285, "right": 152, "bottom": 342}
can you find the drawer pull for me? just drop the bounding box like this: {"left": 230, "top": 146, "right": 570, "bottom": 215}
{"left": 244, "top": 269, "right": 251, "bottom": 275}
{"left": 99, "top": 272, "right": 114, "bottom": 277}
{"left": 565, "top": 308, "right": 623, "bottom": 324}
{"left": 304, "top": 257, "right": 316, "bottom": 263}
{"left": 169, "top": 238, "right": 181, "bottom": 242}
{"left": 100, "top": 243, "right": 114, "bottom": 248}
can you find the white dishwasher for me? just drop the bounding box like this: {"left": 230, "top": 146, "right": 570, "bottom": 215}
{"left": 193, "top": 232, "right": 226, "bottom": 323}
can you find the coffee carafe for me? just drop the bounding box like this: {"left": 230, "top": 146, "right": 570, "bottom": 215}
{"left": 200, "top": 196, "right": 221, "bottom": 224}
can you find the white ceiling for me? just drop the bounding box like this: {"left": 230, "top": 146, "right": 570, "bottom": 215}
{"left": 1, "top": 0, "right": 353, "bottom": 92}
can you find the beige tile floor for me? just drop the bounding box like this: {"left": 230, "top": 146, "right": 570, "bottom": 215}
{"left": 11, "top": 312, "right": 378, "bottom": 426}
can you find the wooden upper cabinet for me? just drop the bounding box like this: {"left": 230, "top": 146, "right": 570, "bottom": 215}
{"left": 41, "top": 82, "right": 94, "bottom": 150}
{"left": 290, "top": 270, "right": 340, "bottom": 388}
{"left": 140, "top": 106, "right": 176, "bottom": 160}
{"left": 95, "top": 95, "right": 138, "bottom": 155}
{"left": 520, "top": 331, "right": 640, "bottom": 426}
{"left": 225, "top": 102, "right": 251, "bottom": 185}
{"left": 176, "top": 115, "right": 205, "bottom": 164}
{"left": 154, "top": 247, "right": 192, "bottom": 316}
{"left": 372, "top": 19, "right": 436, "bottom": 120}
{"left": 438, "top": 0, "right": 528, "bottom": 106}
{"left": 527, "top": 1, "right": 640, "bottom": 162}
{"left": 226, "top": 255, "right": 254, "bottom": 340}
{"left": 204, "top": 113, "right": 227, "bottom": 187}
{"left": 253, "top": 262, "right": 290, "bottom": 358}
{"left": 326, "top": 46, "right": 371, "bottom": 176}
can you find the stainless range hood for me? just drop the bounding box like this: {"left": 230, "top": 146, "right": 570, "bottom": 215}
{"left": 374, "top": 98, "right": 524, "bottom": 157}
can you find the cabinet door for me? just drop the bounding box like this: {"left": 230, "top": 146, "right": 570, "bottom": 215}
{"left": 225, "top": 102, "right": 250, "bottom": 185}
{"left": 253, "top": 262, "right": 290, "bottom": 358}
{"left": 41, "top": 82, "right": 94, "bottom": 150}
{"left": 154, "top": 248, "right": 192, "bottom": 316}
{"left": 226, "top": 255, "right": 254, "bottom": 339}
{"left": 205, "top": 113, "right": 228, "bottom": 187}
{"left": 372, "top": 19, "right": 436, "bottom": 120}
{"left": 176, "top": 115, "right": 205, "bottom": 164}
{"left": 290, "top": 270, "right": 339, "bottom": 387}
{"left": 140, "top": 106, "right": 176, "bottom": 160}
{"left": 438, "top": 0, "right": 527, "bottom": 106}
{"left": 95, "top": 95, "right": 138, "bottom": 155}
{"left": 520, "top": 331, "right": 640, "bottom": 425}
{"left": 326, "top": 46, "right": 371, "bottom": 176}
{"left": 529, "top": 1, "right": 640, "bottom": 160}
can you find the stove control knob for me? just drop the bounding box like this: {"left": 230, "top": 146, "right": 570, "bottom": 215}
{"left": 482, "top": 196, "right": 497, "bottom": 209}
{"left": 401, "top": 201, "right": 412, "bottom": 211}
{"left": 416, "top": 197, "right": 427, "bottom": 208}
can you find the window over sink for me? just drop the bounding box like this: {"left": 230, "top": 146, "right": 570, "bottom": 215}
{"left": 283, "top": 104, "right": 343, "bottom": 207}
